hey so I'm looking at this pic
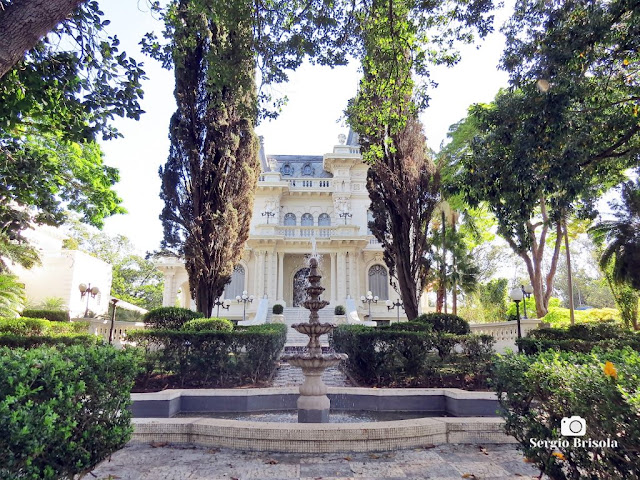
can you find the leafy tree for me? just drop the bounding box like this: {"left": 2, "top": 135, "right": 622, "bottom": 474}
{"left": 153, "top": 0, "right": 351, "bottom": 317}
{"left": 0, "top": 0, "right": 86, "bottom": 78}
{"left": 0, "top": 1, "right": 145, "bottom": 262}
{"left": 346, "top": 0, "right": 493, "bottom": 321}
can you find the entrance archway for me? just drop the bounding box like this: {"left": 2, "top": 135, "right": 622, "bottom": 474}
{"left": 292, "top": 268, "right": 310, "bottom": 307}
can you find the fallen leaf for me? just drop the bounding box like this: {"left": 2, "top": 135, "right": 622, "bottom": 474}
{"left": 461, "top": 474, "right": 477, "bottom": 479}
{"left": 149, "top": 441, "right": 168, "bottom": 448}
{"left": 479, "top": 446, "right": 489, "bottom": 456}
{"left": 552, "top": 452, "right": 566, "bottom": 461}
{"left": 423, "top": 444, "right": 436, "bottom": 449}
{"left": 523, "top": 457, "right": 535, "bottom": 463}
{"left": 265, "top": 459, "right": 279, "bottom": 465}
{"left": 369, "top": 454, "right": 380, "bottom": 459}
{"left": 343, "top": 456, "right": 352, "bottom": 461}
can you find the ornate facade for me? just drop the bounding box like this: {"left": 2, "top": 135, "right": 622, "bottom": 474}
{"left": 156, "top": 133, "right": 428, "bottom": 322}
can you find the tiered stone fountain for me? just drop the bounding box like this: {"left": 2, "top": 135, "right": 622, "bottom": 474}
{"left": 282, "top": 257, "right": 348, "bottom": 423}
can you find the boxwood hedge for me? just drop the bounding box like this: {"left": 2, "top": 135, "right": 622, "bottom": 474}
{"left": 0, "top": 345, "right": 140, "bottom": 479}
{"left": 129, "top": 323, "right": 287, "bottom": 388}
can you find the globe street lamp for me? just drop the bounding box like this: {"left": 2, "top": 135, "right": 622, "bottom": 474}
{"left": 521, "top": 284, "right": 534, "bottom": 319}
{"left": 79, "top": 283, "right": 100, "bottom": 318}
{"left": 360, "top": 290, "right": 378, "bottom": 322}
{"left": 236, "top": 290, "right": 254, "bottom": 323}
{"left": 385, "top": 299, "right": 404, "bottom": 323}
{"left": 214, "top": 297, "right": 231, "bottom": 318}
{"left": 509, "top": 287, "right": 524, "bottom": 353}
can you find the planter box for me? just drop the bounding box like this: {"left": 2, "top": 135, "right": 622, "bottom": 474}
{"left": 271, "top": 314, "right": 285, "bottom": 324}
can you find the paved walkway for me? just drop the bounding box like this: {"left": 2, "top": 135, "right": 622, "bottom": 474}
{"left": 91, "top": 442, "right": 545, "bottom": 479}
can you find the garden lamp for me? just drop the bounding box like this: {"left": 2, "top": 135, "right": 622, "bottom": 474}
{"left": 509, "top": 287, "right": 524, "bottom": 353}
{"left": 361, "top": 290, "right": 378, "bottom": 323}
{"left": 79, "top": 283, "right": 100, "bottom": 318}
{"left": 521, "top": 284, "right": 534, "bottom": 319}
{"left": 214, "top": 297, "right": 231, "bottom": 318}
{"left": 236, "top": 290, "right": 254, "bottom": 323}
{"left": 386, "top": 299, "right": 404, "bottom": 323}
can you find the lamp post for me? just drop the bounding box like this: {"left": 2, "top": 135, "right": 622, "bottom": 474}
{"left": 213, "top": 297, "right": 231, "bottom": 318}
{"left": 108, "top": 298, "right": 118, "bottom": 345}
{"left": 235, "top": 290, "right": 254, "bottom": 323}
{"left": 509, "top": 287, "right": 524, "bottom": 353}
{"left": 79, "top": 283, "right": 100, "bottom": 318}
{"left": 360, "top": 290, "right": 378, "bottom": 322}
{"left": 385, "top": 299, "right": 404, "bottom": 323}
{"left": 262, "top": 210, "right": 275, "bottom": 224}
{"left": 339, "top": 211, "right": 352, "bottom": 225}
{"left": 521, "top": 284, "right": 534, "bottom": 319}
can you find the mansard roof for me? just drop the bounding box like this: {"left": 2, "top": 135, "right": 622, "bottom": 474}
{"left": 269, "top": 155, "right": 332, "bottom": 178}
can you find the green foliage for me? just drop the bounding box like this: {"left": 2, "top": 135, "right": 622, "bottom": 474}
{"left": 0, "top": 344, "right": 140, "bottom": 479}
{"left": 21, "top": 309, "right": 69, "bottom": 323}
{"left": 333, "top": 305, "right": 345, "bottom": 315}
{"left": 272, "top": 304, "right": 284, "bottom": 315}
{"left": 0, "top": 317, "right": 93, "bottom": 348}
{"left": 493, "top": 349, "right": 640, "bottom": 479}
{"left": 517, "top": 321, "right": 640, "bottom": 355}
{"left": 0, "top": 273, "right": 25, "bottom": 317}
{"left": 540, "top": 306, "right": 620, "bottom": 329}
{"left": 182, "top": 317, "right": 233, "bottom": 332}
{"left": 591, "top": 178, "right": 640, "bottom": 293}
{"left": 143, "top": 307, "right": 203, "bottom": 330}
{"left": 129, "top": 323, "right": 286, "bottom": 388}
{"left": 414, "top": 312, "right": 470, "bottom": 334}
{"left": 0, "top": 2, "right": 146, "bottom": 251}
{"left": 330, "top": 324, "right": 494, "bottom": 387}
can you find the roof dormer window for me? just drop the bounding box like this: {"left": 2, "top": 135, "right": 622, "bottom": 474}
{"left": 282, "top": 163, "right": 293, "bottom": 176}
{"left": 302, "top": 163, "right": 313, "bottom": 176}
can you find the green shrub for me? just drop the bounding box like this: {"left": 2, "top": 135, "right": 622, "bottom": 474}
{"left": 0, "top": 317, "right": 92, "bottom": 348}
{"left": 517, "top": 321, "right": 640, "bottom": 354}
{"left": 0, "top": 317, "right": 49, "bottom": 336}
{"left": 0, "top": 333, "right": 98, "bottom": 348}
{"left": 129, "top": 323, "right": 286, "bottom": 388}
{"left": 272, "top": 304, "right": 284, "bottom": 314}
{"left": 330, "top": 324, "right": 494, "bottom": 387}
{"left": 21, "top": 309, "right": 70, "bottom": 322}
{"left": 493, "top": 349, "right": 640, "bottom": 479}
{"left": 334, "top": 305, "right": 346, "bottom": 315}
{"left": 414, "top": 312, "right": 470, "bottom": 334}
{"left": 143, "top": 306, "right": 203, "bottom": 329}
{"left": 183, "top": 317, "right": 233, "bottom": 332}
{"left": 0, "top": 345, "right": 140, "bottom": 479}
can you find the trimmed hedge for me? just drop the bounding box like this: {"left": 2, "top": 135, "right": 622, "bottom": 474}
{"left": 129, "top": 323, "right": 287, "bottom": 388}
{"left": 541, "top": 306, "right": 620, "bottom": 328}
{"left": 0, "top": 345, "right": 140, "bottom": 479}
{"left": 272, "top": 304, "right": 284, "bottom": 314}
{"left": 334, "top": 305, "right": 346, "bottom": 315}
{"left": 143, "top": 306, "right": 204, "bottom": 330}
{"left": 330, "top": 324, "right": 494, "bottom": 387}
{"left": 414, "top": 312, "right": 471, "bottom": 334}
{"left": 493, "top": 349, "right": 640, "bottom": 479}
{"left": 0, "top": 317, "right": 94, "bottom": 348}
{"left": 517, "top": 321, "right": 640, "bottom": 354}
{"left": 21, "top": 309, "right": 70, "bottom": 323}
{"left": 183, "top": 317, "right": 233, "bottom": 332}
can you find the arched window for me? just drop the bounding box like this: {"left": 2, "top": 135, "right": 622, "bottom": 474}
{"left": 284, "top": 213, "right": 296, "bottom": 226}
{"left": 368, "top": 264, "right": 389, "bottom": 300}
{"left": 282, "top": 163, "right": 293, "bottom": 176}
{"left": 224, "top": 265, "right": 245, "bottom": 300}
{"left": 301, "top": 213, "right": 314, "bottom": 226}
{"left": 318, "top": 213, "right": 331, "bottom": 226}
{"left": 302, "top": 163, "right": 313, "bottom": 176}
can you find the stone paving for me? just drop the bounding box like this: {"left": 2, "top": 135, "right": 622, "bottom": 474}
{"left": 271, "top": 362, "right": 353, "bottom": 387}
{"left": 91, "top": 442, "right": 546, "bottom": 479}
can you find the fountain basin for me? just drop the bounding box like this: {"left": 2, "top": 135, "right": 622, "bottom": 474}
{"left": 290, "top": 322, "right": 336, "bottom": 336}
{"left": 283, "top": 353, "right": 347, "bottom": 369}
{"left": 130, "top": 387, "right": 514, "bottom": 452}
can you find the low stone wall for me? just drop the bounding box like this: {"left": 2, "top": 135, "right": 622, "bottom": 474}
{"left": 470, "top": 318, "right": 542, "bottom": 353}
{"left": 131, "top": 416, "right": 515, "bottom": 453}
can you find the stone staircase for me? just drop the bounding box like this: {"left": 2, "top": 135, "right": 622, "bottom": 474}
{"left": 282, "top": 306, "right": 334, "bottom": 347}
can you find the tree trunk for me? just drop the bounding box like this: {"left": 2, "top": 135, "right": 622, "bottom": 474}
{"left": 563, "top": 219, "right": 575, "bottom": 325}
{"left": 0, "top": 0, "right": 86, "bottom": 78}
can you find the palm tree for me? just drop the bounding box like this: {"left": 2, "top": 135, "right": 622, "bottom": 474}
{"left": 0, "top": 273, "right": 26, "bottom": 317}
{"left": 590, "top": 178, "right": 640, "bottom": 290}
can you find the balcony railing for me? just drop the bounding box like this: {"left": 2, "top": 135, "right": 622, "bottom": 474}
{"left": 271, "top": 225, "right": 360, "bottom": 238}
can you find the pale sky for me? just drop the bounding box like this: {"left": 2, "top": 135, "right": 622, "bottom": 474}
{"left": 98, "top": 1, "right": 515, "bottom": 254}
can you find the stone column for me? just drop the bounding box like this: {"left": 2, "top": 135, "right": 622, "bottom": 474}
{"left": 277, "top": 251, "right": 284, "bottom": 303}
{"left": 347, "top": 251, "right": 356, "bottom": 298}
{"left": 162, "top": 270, "right": 175, "bottom": 307}
{"left": 330, "top": 252, "right": 337, "bottom": 304}
{"left": 255, "top": 251, "right": 265, "bottom": 298}
{"left": 337, "top": 251, "right": 347, "bottom": 302}
{"left": 266, "top": 250, "right": 276, "bottom": 299}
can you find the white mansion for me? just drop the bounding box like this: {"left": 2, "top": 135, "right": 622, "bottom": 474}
{"left": 156, "top": 133, "right": 428, "bottom": 324}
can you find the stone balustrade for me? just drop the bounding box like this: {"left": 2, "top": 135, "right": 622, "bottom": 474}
{"left": 78, "top": 318, "right": 146, "bottom": 348}
{"left": 469, "top": 318, "right": 543, "bottom": 353}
